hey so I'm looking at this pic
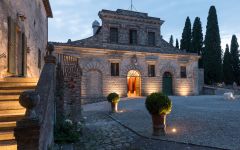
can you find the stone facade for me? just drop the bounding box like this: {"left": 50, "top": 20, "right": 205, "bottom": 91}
{"left": 54, "top": 9, "right": 201, "bottom": 103}
{"left": 0, "top": 0, "right": 52, "bottom": 78}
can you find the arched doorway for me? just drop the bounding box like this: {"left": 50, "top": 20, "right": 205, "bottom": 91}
{"left": 162, "top": 72, "right": 173, "bottom": 95}
{"left": 86, "top": 70, "right": 103, "bottom": 98}
{"left": 127, "top": 70, "right": 141, "bottom": 97}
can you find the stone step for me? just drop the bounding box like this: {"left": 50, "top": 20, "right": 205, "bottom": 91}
{"left": 0, "top": 83, "right": 36, "bottom": 89}
{"left": 0, "top": 77, "right": 38, "bottom": 83}
{"left": 0, "top": 89, "right": 32, "bottom": 95}
{"left": 0, "top": 140, "right": 17, "bottom": 150}
{"left": 0, "top": 96, "right": 19, "bottom": 101}
{"left": 0, "top": 131, "right": 14, "bottom": 141}
{"left": 0, "top": 109, "right": 25, "bottom": 117}
{"left": 0, "top": 100, "right": 23, "bottom": 110}
{"left": 0, "top": 122, "right": 16, "bottom": 131}
{"left": 0, "top": 114, "right": 24, "bottom": 122}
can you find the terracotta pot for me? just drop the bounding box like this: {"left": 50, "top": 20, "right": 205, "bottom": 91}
{"left": 111, "top": 102, "right": 118, "bottom": 113}
{"left": 152, "top": 114, "right": 166, "bottom": 136}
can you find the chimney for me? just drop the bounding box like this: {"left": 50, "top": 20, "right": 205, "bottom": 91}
{"left": 92, "top": 20, "right": 100, "bottom": 35}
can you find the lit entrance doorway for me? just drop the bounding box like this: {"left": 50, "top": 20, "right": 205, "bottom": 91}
{"left": 162, "top": 72, "right": 173, "bottom": 95}
{"left": 127, "top": 70, "right": 141, "bottom": 97}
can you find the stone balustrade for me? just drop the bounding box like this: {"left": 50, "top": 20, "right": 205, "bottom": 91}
{"left": 14, "top": 44, "right": 56, "bottom": 150}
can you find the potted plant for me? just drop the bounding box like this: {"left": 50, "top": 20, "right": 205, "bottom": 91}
{"left": 107, "top": 93, "right": 120, "bottom": 113}
{"left": 145, "top": 92, "right": 172, "bottom": 136}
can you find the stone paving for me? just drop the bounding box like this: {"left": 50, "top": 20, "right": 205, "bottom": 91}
{"left": 75, "top": 100, "right": 221, "bottom": 150}
{"left": 76, "top": 111, "right": 136, "bottom": 150}
{"left": 111, "top": 96, "right": 240, "bottom": 150}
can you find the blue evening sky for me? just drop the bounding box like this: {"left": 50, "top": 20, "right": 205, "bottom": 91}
{"left": 48, "top": 0, "right": 240, "bottom": 49}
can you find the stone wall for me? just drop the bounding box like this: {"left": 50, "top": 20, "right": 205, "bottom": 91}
{"left": 0, "top": 0, "right": 49, "bottom": 78}
{"left": 56, "top": 47, "right": 200, "bottom": 104}
{"left": 99, "top": 9, "right": 163, "bottom": 47}
{"left": 198, "top": 69, "right": 204, "bottom": 94}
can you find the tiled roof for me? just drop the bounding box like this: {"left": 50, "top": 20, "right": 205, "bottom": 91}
{"left": 42, "top": 0, "right": 53, "bottom": 18}
{"left": 53, "top": 33, "right": 197, "bottom": 56}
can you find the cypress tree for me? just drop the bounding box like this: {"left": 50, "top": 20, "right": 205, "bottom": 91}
{"left": 176, "top": 39, "right": 179, "bottom": 49}
{"left": 169, "top": 35, "right": 174, "bottom": 46}
{"left": 223, "top": 44, "right": 234, "bottom": 85}
{"left": 180, "top": 17, "right": 192, "bottom": 51}
{"left": 203, "top": 6, "right": 222, "bottom": 84}
{"left": 192, "top": 17, "right": 203, "bottom": 68}
{"left": 230, "top": 35, "right": 240, "bottom": 85}
{"left": 192, "top": 17, "right": 203, "bottom": 54}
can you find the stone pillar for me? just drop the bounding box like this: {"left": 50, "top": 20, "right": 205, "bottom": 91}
{"left": 14, "top": 91, "right": 41, "bottom": 150}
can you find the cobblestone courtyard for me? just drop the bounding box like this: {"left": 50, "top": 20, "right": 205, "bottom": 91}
{"left": 76, "top": 112, "right": 219, "bottom": 150}
{"left": 71, "top": 96, "right": 239, "bottom": 150}
{"left": 110, "top": 96, "right": 240, "bottom": 150}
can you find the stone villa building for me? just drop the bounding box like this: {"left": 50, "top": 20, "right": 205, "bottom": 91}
{"left": 55, "top": 9, "right": 203, "bottom": 103}
{"left": 0, "top": 0, "right": 52, "bottom": 149}
{"left": 0, "top": 0, "right": 52, "bottom": 78}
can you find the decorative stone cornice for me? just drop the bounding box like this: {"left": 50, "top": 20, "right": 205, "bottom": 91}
{"left": 42, "top": 0, "right": 53, "bottom": 18}
{"left": 99, "top": 9, "right": 163, "bottom": 25}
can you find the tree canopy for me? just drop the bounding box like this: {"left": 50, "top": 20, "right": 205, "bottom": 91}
{"left": 180, "top": 17, "right": 192, "bottom": 51}
{"left": 203, "top": 6, "right": 222, "bottom": 84}
{"left": 223, "top": 44, "right": 234, "bottom": 85}
{"left": 230, "top": 35, "right": 240, "bottom": 85}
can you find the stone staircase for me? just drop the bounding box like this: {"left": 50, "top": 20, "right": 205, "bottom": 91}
{"left": 0, "top": 78, "right": 38, "bottom": 150}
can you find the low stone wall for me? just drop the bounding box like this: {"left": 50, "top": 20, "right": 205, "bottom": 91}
{"left": 203, "top": 86, "right": 240, "bottom": 95}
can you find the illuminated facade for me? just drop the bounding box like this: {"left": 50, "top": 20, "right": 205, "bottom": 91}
{"left": 0, "top": 0, "right": 52, "bottom": 78}
{"left": 54, "top": 9, "right": 202, "bottom": 103}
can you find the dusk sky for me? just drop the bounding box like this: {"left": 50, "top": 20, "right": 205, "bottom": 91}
{"left": 48, "top": 0, "right": 240, "bottom": 49}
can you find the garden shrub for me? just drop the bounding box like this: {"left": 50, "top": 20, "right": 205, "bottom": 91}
{"left": 107, "top": 93, "right": 120, "bottom": 104}
{"left": 145, "top": 92, "right": 172, "bottom": 115}
{"left": 54, "top": 118, "right": 82, "bottom": 143}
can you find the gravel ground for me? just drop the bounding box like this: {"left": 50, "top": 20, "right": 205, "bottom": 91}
{"left": 77, "top": 98, "right": 224, "bottom": 150}
{"left": 110, "top": 96, "right": 240, "bottom": 150}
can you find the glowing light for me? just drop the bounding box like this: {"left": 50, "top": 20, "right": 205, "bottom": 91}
{"left": 117, "top": 109, "right": 127, "bottom": 113}
{"left": 179, "top": 87, "right": 191, "bottom": 96}
{"left": 172, "top": 128, "right": 177, "bottom": 133}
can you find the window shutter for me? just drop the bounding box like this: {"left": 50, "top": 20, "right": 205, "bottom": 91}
{"left": 111, "top": 63, "right": 114, "bottom": 76}
{"left": 148, "top": 65, "right": 150, "bottom": 76}
{"left": 116, "top": 63, "right": 119, "bottom": 76}
{"left": 23, "top": 34, "right": 27, "bottom": 76}
{"left": 7, "top": 17, "right": 16, "bottom": 74}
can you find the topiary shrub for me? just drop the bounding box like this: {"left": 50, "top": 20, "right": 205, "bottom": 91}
{"left": 145, "top": 92, "right": 172, "bottom": 115}
{"left": 107, "top": 93, "right": 120, "bottom": 104}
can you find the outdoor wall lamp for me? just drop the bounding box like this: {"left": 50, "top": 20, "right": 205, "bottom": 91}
{"left": 17, "top": 13, "right": 26, "bottom": 21}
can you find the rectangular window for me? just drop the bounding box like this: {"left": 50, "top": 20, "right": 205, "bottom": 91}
{"left": 148, "top": 32, "right": 155, "bottom": 46}
{"left": 129, "top": 29, "right": 137, "bottom": 44}
{"left": 110, "top": 27, "right": 118, "bottom": 43}
{"left": 111, "top": 63, "right": 119, "bottom": 76}
{"left": 148, "top": 65, "right": 155, "bottom": 77}
{"left": 180, "top": 66, "right": 187, "bottom": 78}
{"left": 38, "top": 49, "right": 41, "bottom": 69}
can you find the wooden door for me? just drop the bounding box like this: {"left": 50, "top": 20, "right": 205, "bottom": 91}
{"left": 135, "top": 77, "right": 141, "bottom": 96}
{"left": 162, "top": 72, "right": 173, "bottom": 95}
{"left": 7, "top": 17, "right": 16, "bottom": 75}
